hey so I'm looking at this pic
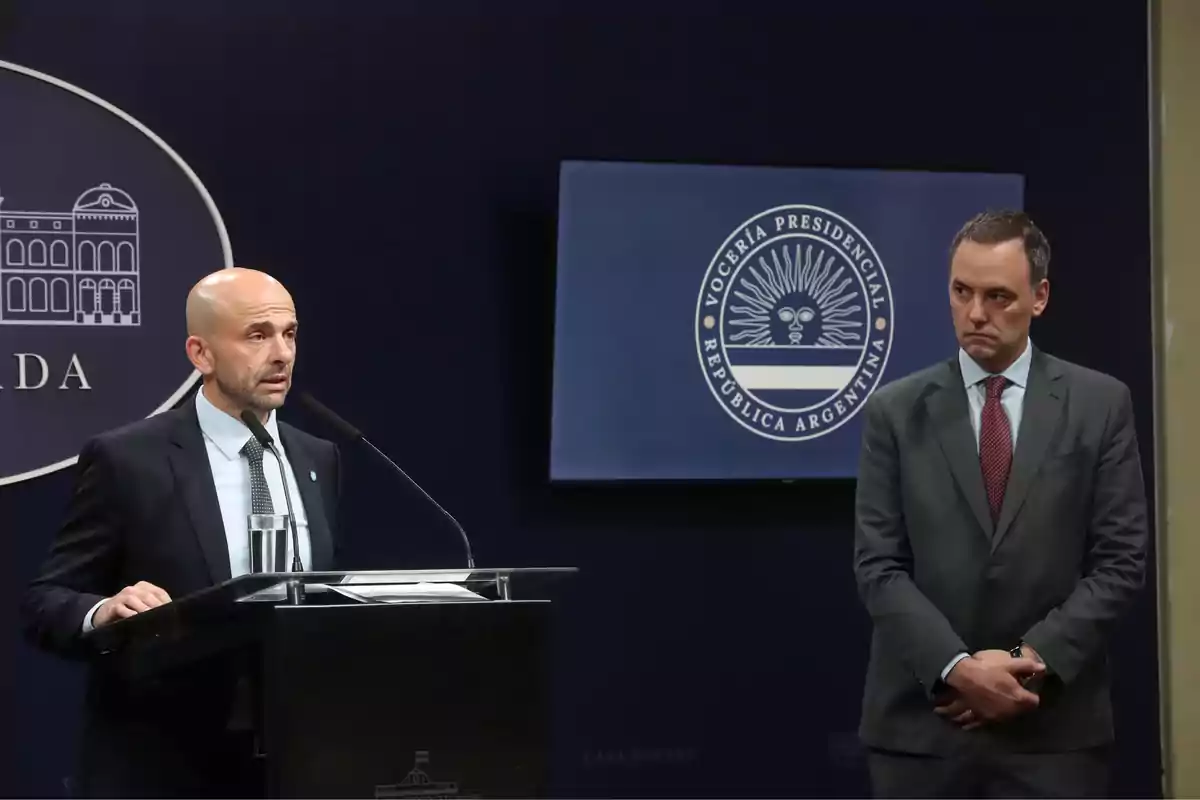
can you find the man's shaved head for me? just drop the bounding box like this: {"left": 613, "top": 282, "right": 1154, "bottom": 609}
{"left": 184, "top": 267, "right": 298, "bottom": 420}
{"left": 186, "top": 267, "right": 290, "bottom": 336}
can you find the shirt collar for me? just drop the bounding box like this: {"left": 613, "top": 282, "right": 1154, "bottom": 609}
{"left": 195, "top": 386, "right": 282, "bottom": 462}
{"left": 959, "top": 338, "right": 1033, "bottom": 391}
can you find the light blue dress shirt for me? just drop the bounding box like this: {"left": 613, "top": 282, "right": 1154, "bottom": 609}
{"left": 939, "top": 340, "right": 1033, "bottom": 682}
{"left": 192, "top": 387, "right": 312, "bottom": 578}
{"left": 81, "top": 387, "right": 312, "bottom": 631}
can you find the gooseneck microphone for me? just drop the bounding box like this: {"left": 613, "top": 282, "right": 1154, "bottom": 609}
{"left": 240, "top": 410, "right": 305, "bottom": 573}
{"left": 295, "top": 391, "right": 476, "bottom": 570}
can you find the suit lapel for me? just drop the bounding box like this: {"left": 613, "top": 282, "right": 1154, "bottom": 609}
{"left": 279, "top": 426, "right": 333, "bottom": 571}
{"left": 926, "top": 362, "right": 994, "bottom": 538}
{"left": 169, "top": 400, "right": 232, "bottom": 584}
{"left": 991, "top": 352, "right": 1065, "bottom": 551}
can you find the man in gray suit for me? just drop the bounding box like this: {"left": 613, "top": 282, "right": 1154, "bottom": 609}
{"left": 852, "top": 210, "right": 1148, "bottom": 798}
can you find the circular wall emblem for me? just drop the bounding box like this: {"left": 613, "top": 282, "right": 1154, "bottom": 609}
{"left": 0, "top": 60, "right": 232, "bottom": 484}
{"left": 695, "top": 204, "right": 894, "bottom": 441}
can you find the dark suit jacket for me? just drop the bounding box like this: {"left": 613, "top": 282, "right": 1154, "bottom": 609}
{"left": 19, "top": 395, "right": 341, "bottom": 796}
{"left": 853, "top": 348, "right": 1148, "bottom": 755}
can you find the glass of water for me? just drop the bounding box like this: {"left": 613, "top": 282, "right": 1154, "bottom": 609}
{"left": 248, "top": 513, "right": 290, "bottom": 573}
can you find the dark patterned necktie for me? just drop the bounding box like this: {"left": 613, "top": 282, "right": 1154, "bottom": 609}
{"left": 979, "top": 375, "right": 1013, "bottom": 524}
{"left": 241, "top": 437, "right": 275, "bottom": 515}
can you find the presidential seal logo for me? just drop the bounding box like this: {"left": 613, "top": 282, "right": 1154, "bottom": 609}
{"left": 695, "top": 205, "right": 894, "bottom": 441}
{"left": 0, "top": 60, "right": 231, "bottom": 484}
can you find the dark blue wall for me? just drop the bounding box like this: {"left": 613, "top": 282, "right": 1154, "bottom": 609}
{"left": 0, "top": 2, "right": 1158, "bottom": 796}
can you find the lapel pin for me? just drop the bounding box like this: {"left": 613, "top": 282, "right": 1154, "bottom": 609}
{"left": 309, "top": 470, "right": 317, "bottom": 482}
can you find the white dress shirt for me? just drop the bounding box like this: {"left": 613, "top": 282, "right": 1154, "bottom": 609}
{"left": 81, "top": 388, "right": 312, "bottom": 631}
{"left": 940, "top": 339, "right": 1033, "bottom": 681}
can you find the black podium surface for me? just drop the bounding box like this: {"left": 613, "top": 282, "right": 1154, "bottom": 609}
{"left": 84, "top": 568, "right": 576, "bottom": 798}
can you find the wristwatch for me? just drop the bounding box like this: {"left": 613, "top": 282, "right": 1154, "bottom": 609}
{"left": 1010, "top": 642, "right": 1045, "bottom": 662}
{"left": 1011, "top": 642, "right": 1046, "bottom": 692}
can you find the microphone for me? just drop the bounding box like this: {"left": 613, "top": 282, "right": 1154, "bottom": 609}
{"left": 295, "top": 391, "right": 476, "bottom": 570}
{"left": 240, "top": 410, "right": 305, "bottom": 573}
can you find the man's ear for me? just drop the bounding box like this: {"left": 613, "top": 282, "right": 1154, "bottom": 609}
{"left": 1031, "top": 279, "right": 1050, "bottom": 318}
{"left": 185, "top": 335, "right": 213, "bottom": 375}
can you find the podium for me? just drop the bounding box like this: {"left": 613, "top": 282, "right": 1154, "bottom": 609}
{"left": 84, "top": 568, "right": 577, "bottom": 798}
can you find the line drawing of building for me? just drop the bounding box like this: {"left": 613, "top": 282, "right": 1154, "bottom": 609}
{"left": 375, "top": 750, "right": 466, "bottom": 799}
{"left": 0, "top": 183, "right": 141, "bottom": 326}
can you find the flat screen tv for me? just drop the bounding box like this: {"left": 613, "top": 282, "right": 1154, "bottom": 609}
{"left": 549, "top": 160, "right": 1024, "bottom": 481}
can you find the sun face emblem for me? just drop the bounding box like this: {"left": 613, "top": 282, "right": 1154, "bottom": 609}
{"left": 694, "top": 203, "right": 895, "bottom": 443}
{"left": 776, "top": 306, "right": 816, "bottom": 344}
{"left": 727, "top": 243, "right": 863, "bottom": 347}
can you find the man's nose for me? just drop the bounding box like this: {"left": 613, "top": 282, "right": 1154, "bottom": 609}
{"left": 268, "top": 335, "right": 294, "bottom": 362}
{"left": 968, "top": 297, "right": 988, "bottom": 323}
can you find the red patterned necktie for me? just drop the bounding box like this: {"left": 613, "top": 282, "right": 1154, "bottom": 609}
{"left": 979, "top": 375, "right": 1013, "bottom": 523}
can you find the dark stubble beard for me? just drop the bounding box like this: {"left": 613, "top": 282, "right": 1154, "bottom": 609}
{"left": 215, "top": 372, "right": 280, "bottom": 415}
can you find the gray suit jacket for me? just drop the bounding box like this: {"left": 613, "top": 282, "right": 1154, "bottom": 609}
{"left": 853, "top": 348, "right": 1148, "bottom": 754}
